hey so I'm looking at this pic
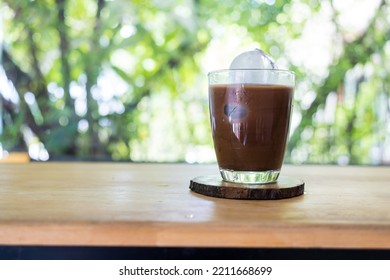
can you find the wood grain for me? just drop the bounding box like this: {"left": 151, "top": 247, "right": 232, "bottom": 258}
{"left": 190, "top": 175, "right": 304, "bottom": 199}
{"left": 0, "top": 163, "right": 389, "bottom": 249}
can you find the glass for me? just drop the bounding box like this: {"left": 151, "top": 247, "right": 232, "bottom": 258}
{"left": 208, "top": 69, "right": 295, "bottom": 184}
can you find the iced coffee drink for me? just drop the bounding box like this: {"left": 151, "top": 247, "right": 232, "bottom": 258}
{"left": 208, "top": 49, "right": 294, "bottom": 184}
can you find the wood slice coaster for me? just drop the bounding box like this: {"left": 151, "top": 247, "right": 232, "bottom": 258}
{"left": 190, "top": 175, "right": 304, "bottom": 200}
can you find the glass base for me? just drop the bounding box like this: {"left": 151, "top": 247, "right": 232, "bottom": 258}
{"left": 220, "top": 169, "right": 280, "bottom": 184}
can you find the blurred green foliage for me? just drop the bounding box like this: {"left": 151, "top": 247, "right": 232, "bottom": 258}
{"left": 0, "top": 0, "right": 389, "bottom": 164}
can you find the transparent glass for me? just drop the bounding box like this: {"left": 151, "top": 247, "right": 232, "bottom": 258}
{"left": 208, "top": 69, "right": 295, "bottom": 184}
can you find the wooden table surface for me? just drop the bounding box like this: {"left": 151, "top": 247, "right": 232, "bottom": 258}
{"left": 0, "top": 163, "right": 389, "bottom": 249}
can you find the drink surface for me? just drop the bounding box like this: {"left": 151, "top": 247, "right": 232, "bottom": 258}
{"left": 209, "top": 84, "right": 293, "bottom": 171}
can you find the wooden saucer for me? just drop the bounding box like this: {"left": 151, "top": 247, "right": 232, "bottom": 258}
{"left": 189, "top": 175, "right": 304, "bottom": 200}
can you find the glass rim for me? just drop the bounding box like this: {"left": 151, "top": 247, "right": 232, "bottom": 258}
{"left": 208, "top": 68, "right": 295, "bottom": 76}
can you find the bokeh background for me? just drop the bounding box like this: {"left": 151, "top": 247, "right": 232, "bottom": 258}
{"left": 0, "top": 0, "right": 389, "bottom": 165}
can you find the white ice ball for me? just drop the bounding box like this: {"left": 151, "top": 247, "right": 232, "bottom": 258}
{"left": 229, "top": 48, "right": 277, "bottom": 70}
{"left": 227, "top": 49, "right": 281, "bottom": 85}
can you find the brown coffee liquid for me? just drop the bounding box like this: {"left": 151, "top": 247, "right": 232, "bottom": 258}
{"left": 209, "top": 84, "right": 293, "bottom": 171}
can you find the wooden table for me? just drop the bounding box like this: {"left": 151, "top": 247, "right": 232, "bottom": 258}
{"left": 0, "top": 163, "right": 389, "bottom": 250}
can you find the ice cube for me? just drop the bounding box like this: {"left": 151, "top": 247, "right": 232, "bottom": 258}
{"left": 229, "top": 48, "right": 277, "bottom": 70}
{"left": 227, "top": 48, "right": 279, "bottom": 84}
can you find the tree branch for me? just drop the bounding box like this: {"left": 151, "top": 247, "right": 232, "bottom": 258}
{"left": 84, "top": 0, "right": 106, "bottom": 156}
{"left": 55, "top": 0, "right": 74, "bottom": 111}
